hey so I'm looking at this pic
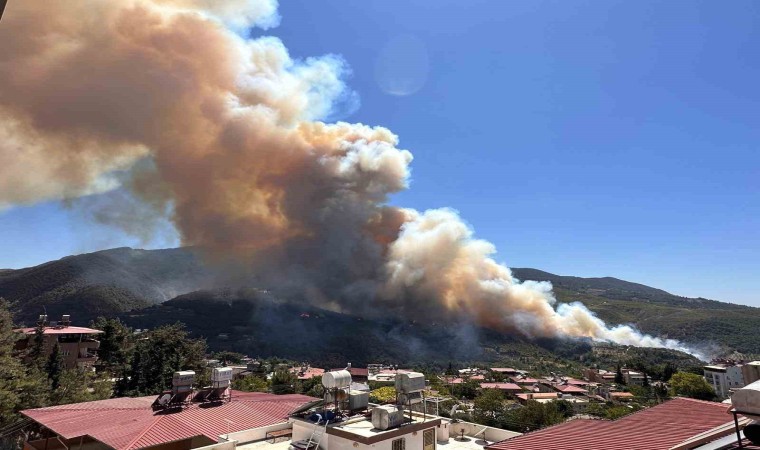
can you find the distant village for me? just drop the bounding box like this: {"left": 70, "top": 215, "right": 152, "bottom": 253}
{"left": 4, "top": 313, "right": 760, "bottom": 450}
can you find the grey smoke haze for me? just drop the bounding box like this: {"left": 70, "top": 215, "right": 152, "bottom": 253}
{"left": 0, "top": 0, "right": 700, "bottom": 356}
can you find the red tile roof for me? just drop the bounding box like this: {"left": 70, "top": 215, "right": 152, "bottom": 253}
{"left": 15, "top": 326, "right": 103, "bottom": 335}
{"left": 480, "top": 383, "right": 522, "bottom": 392}
{"left": 289, "top": 367, "right": 325, "bottom": 380}
{"left": 331, "top": 368, "right": 369, "bottom": 377}
{"left": 441, "top": 376, "right": 465, "bottom": 384}
{"left": 22, "top": 391, "right": 314, "bottom": 450}
{"left": 554, "top": 384, "right": 588, "bottom": 394}
{"left": 486, "top": 398, "right": 735, "bottom": 450}
{"left": 516, "top": 393, "right": 558, "bottom": 401}
{"left": 510, "top": 377, "right": 538, "bottom": 384}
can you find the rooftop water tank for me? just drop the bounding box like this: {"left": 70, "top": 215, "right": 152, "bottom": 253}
{"left": 173, "top": 371, "right": 195, "bottom": 387}
{"left": 732, "top": 380, "right": 760, "bottom": 420}
{"left": 323, "top": 370, "right": 352, "bottom": 389}
{"left": 371, "top": 405, "right": 405, "bottom": 431}
{"left": 212, "top": 367, "right": 233, "bottom": 382}
{"left": 348, "top": 390, "right": 369, "bottom": 411}
{"left": 395, "top": 372, "right": 425, "bottom": 393}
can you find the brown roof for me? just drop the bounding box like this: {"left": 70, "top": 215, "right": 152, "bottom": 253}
{"left": 486, "top": 398, "right": 734, "bottom": 450}
{"left": 22, "top": 391, "right": 315, "bottom": 450}
{"left": 554, "top": 384, "right": 588, "bottom": 394}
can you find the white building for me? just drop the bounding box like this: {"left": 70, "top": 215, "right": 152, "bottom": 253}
{"left": 284, "top": 412, "right": 518, "bottom": 450}
{"left": 704, "top": 364, "right": 745, "bottom": 398}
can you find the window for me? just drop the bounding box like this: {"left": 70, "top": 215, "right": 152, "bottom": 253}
{"left": 423, "top": 429, "right": 435, "bottom": 450}
{"left": 392, "top": 438, "right": 405, "bottom": 450}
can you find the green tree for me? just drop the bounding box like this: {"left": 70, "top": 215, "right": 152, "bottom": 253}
{"left": 614, "top": 365, "right": 625, "bottom": 385}
{"left": 271, "top": 369, "right": 297, "bottom": 395}
{"left": 503, "top": 400, "right": 564, "bottom": 432}
{"left": 297, "top": 377, "right": 322, "bottom": 396}
{"left": 213, "top": 351, "right": 246, "bottom": 365}
{"left": 473, "top": 389, "right": 505, "bottom": 426}
{"left": 232, "top": 375, "right": 269, "bottom": 392}
{"left": 450, "top": 379, "right": 480, "bottom": 400}
{"left": 28, "top": 321, "right": 47, "bottom": 368}
{"left": 0, "top": 298, "right": 48, "bottom": 428}
{"left": 669, "top": 372, "right": 716, "bottom": 400}
{"left": 46, "top": 342, "right": 64, "bottom": 390}
{"left": 92, "top": 317, "right": 132, "bottom": 376}
{"left": 605, "top": 405, "right": 637, "bottom": 420}
{"left": 124, "top": 323, "right": 207, "bottom": 396}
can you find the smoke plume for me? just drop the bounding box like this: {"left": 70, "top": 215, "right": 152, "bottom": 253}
{"left": 0, "top": 0, "right": 696, "bottom": 355}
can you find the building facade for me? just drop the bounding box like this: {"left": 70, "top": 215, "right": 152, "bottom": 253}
{"left": 15, "top": 315, "right": 103, "bottom": 370}
{"left": 704, "top": 364, "right": 745, "bottom": 398}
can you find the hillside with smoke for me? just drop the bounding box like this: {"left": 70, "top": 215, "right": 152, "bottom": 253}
{"left": 0, "top": 0, "right": 697, "bottom": 356}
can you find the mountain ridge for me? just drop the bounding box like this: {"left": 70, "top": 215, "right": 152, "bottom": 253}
{"left": 1, "top": 247, "right": 759, "bottom": 354}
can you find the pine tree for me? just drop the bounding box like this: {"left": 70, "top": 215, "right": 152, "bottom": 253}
{"left": 28, "top": 321, "right": 47, "bottom": 369}
{"left": 124, "top": 323, "right": 207, "bottom": 396}
{"left": 614, "top": 365, "right": 625, "bottom": 385}
{"left": 46, "top": 342, "right": 64, "bottom": 390}
{"left": 0, "top": 298, "right": 48, "bottom": 428}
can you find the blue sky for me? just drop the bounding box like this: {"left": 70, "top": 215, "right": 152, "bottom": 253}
{"left": 1, "top": 0, "right": 759, "bottom": 306}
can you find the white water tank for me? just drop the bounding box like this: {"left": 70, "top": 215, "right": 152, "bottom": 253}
{"left": 371, "top": 405, "right": 405, "bottom": 431}
{"left": 732, "top": 380, "right": 760, "bottom": 420}
{"left": 173, "top": 371, "right": 195, "bottom": 387}
{"left": 212, "top": 367, "right": 233, "bottom": 382}
{"left": 395, "top": 372, "right": 425, "bottom": 393}
{"left": 323, "top": 370, "right": 352, "bottom": 389}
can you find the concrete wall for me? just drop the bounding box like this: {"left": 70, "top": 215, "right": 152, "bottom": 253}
{"left": 445, "top": 421, "right": 520, "bottom": 443}
{"left": 221, "top": 421, "right": 293, "bottom": 444}
{"left": 192, "top": 440, "right": 237, "bottom": 450}
{"left": 743, "top": 363, "right": 760, "bottom": 385}
{"left": 328, "top": 427, "right": 435, "bottom": 450}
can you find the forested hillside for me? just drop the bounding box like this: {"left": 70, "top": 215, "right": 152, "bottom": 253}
{"left": 0, "top": 247, "right": 207, "bottom": 324}
{"left": 512, "top": 269, "right": 760, "bottom": 354}
{"left": 2, "top": 248, "right": 758, "bottom": 356}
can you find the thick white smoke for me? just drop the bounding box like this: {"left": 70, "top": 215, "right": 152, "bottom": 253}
{"left": 0, "top": 0, "right": 699, "bottom": 356}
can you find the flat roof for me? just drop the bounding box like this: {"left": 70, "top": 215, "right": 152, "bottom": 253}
{"left": 22, "top": 391, "right": 315, "bottom": 450}
{"left": 293, "top": 415, "right": 441, "bottom": 445}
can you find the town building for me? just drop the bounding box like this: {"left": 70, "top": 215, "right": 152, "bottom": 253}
{"left": 704, "top": 363, "right": 745, "bottom": 398}
{"left": 622, "top": 369, "right": 647, "bottom": 386}
{"left": 15, "top": 315, "right": 102, "bottom": 370}
{"left": 584, "top": 368, "right": 616, "bottom": 384}
{"left": 479, "top": 383, "right": 523, "bottom": 396}
{"left": 290, "top": 365, "right": 326, "bottom": 380}
{"left": 514, "top": 392, "right": 558, "bottom": 404}
{"left": 485, "top": 398, "right": 747, "bottom": 450}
